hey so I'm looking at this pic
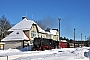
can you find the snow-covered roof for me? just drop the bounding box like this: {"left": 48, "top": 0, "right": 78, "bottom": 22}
{"left": 8, "top": 17, "right": 45, "bottom": 33}
{"left": 44, "top": 29, "right": 58, "bottom": 35}
{"left": 60, "top": 40, "right": 67, "bottom": 42}
{"left": 36, "top": 25, "right": 45, "bottom": 33}
{"left": 45, "top": 31, "right": 52, "bottom": 35}
{"left": 1, "top": 30, "right": 29, "bottom": 41}
{"left": 8, "top": 18, "right": 33, "bottom": 31}
{"left": 50, "top": 30, "right": 57, "bottom": 35}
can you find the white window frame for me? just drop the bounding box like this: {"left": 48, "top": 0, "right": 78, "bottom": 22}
{"left": 31, "top": 31, "right": 36, "bottom": 37}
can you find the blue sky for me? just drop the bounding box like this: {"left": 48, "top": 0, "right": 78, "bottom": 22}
{"left": 0, "top": 0, "right": 90, "bottom": 40}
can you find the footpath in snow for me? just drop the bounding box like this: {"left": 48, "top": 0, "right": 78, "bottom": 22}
{"left": 0, "top": 47, "right": 90, "bottom": 60}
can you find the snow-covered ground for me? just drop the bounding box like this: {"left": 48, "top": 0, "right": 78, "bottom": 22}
{"left": 0, "top": 47, "right": 90, "bottom": 60}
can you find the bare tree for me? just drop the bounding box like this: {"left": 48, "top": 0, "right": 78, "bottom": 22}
{"left": 0, "top": 15, "right": 11, "bottom": 41}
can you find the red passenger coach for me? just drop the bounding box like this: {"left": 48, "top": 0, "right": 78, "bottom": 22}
{"left": 60, "top": 40, "right": 68, "bottom": 48}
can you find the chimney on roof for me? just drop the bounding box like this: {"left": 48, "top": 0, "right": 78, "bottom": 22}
{"left": 22, "top": 16, "right": 26, "bottom": 20}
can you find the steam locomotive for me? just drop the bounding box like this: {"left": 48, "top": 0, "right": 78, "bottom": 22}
{"left": 32, "top": 38, "right": 56, "bottom": 51}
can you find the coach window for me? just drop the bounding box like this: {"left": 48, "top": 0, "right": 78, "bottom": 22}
{"left": 31, "top": 31, "right": 36, "bottom": 37}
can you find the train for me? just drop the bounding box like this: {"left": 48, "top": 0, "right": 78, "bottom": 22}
{"left": 31, "top": 38, "right": 69, "bottom": 51}
{"left": 32, "top": 38, "right": 56, "bottom": 51}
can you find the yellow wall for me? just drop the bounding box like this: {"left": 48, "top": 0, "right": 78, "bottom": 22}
{"left": 42, "top": 33, "right": 46, "bottom": 38}
{"left": 50, "top": 34, "right": 53, "bottom": 39}
{"left": 29, "top": 24, "right": 38, "bottom": 40}
{"left": 56, "top": 31, "right": 59, "bottom": 41}
{"left": 53, "top": 35, "right": 58, "bottom": 41}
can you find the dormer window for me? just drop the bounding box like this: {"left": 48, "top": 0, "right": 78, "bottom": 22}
{"left": 16, "top": 32, "right": 19, "bottom": 34}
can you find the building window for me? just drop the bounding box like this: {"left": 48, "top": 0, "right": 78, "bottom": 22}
{"left": 46, "top": 34, "right": 51, "bottom": 39}
{"left": 31, "top": 31, "right": 36, "bottom": 37}
{"left": 38, "top": 33, "right": 41, "bottom": 38}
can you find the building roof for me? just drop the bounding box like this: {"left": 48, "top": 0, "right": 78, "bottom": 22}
{"left": 50, "top": 30, "right": 57, "bottom": 35}
{"left": 45, "top": 30, "right": 58, "bottom": 35}
{"left": 60, "top": 40, "right": 67, "bottom": 42}
{"left": 8, "top": 17, "right": 45, "bottom": 33}
{"left": 1, "top": 30, "right": 29, "bottom": 41}
{"left": 8, "top": 17, "right": 58, "bottom": 36}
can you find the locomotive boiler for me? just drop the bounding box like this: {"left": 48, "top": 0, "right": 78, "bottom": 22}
{"left": 32, "top": 38, "right": 56, "bottom": 51}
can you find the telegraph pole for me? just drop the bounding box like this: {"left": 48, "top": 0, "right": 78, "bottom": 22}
{"left": 85, "top": 36, "right": 86, "bottom": 46}
{"left": 81, "top": 33, "right": 82, "bottom": 47}
{"left": 74, "top": 28, "right": 75, "bottom": 48}
{"left": 58, "top": 18, "right": 61, "bottom": 48}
